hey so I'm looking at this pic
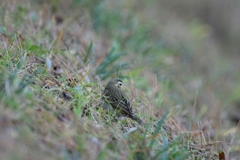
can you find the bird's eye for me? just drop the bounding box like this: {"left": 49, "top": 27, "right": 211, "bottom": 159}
{"left": 118, "top": 81, "right": 122, "bottom": 86}
{"left": 116, "top": 81, "right": 123, "bottom": 88}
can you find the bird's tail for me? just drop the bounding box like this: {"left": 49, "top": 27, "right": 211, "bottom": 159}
{"left": 130, "top": 114, "right": 143, "bottom": 125}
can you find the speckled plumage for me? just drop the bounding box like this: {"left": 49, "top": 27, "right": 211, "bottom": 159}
{"left": 102, "top": 79, "right": 143, "bottom": 124}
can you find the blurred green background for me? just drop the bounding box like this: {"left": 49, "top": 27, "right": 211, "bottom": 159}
{"left": 0, "top": 0, "right": 240, "bottom": 159}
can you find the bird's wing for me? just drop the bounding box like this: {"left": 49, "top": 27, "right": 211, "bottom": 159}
{"left": 104, "top": 89, "right": 133, "bottom": 116}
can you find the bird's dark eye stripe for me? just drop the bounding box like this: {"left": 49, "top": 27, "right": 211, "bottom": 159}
{"left": 117, "top": 80, "right": 122, "bottom": 83}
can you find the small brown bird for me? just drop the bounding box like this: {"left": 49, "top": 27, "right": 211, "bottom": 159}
{"left": 102, "top": 79, "right": 143, "bottom": 124}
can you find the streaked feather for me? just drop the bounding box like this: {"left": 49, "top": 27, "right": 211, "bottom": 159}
{"left": 102, "top": 79, "right": 143, "bottom": 124}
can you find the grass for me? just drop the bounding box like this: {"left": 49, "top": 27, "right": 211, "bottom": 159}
{"left": 1, "top": 0, "right": 239, "bottom": 159}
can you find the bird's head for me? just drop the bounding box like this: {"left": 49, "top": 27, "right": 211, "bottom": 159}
{"left": 107, "top": 79, "right": 123, "bottom": 89}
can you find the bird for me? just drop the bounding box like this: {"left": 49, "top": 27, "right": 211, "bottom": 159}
{"left": 102, "top": 78, "right": 143, "bottom": 124}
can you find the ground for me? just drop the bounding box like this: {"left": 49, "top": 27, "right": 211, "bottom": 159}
{"left": 0, "top": 0, "right": 239, "bottom": 159}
